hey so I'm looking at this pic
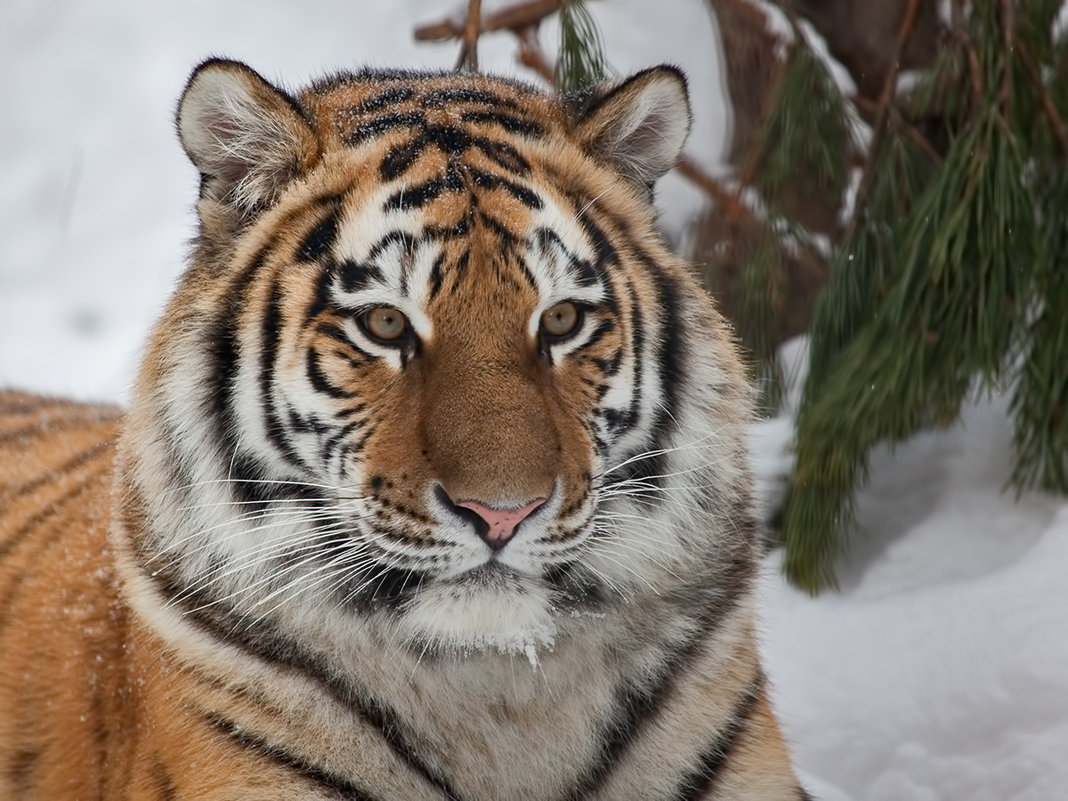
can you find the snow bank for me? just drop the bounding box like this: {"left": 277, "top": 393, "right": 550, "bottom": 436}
{"left": 754, "top": 343, "right": 1068, "bottom": 799}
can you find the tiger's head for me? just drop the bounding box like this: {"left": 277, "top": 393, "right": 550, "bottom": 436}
{"left": 120, "top": 60, "right": 756, "bottom": 656}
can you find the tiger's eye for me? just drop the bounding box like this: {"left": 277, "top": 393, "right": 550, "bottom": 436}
{"left": 541, "top": 302, "right": 581, "bottom": 338}
{"left": 365, "top": 307, "right": 407, "bottom": 341}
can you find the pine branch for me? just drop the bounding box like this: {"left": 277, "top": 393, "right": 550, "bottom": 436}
{"left": 851, "top": 0, "right": 924, "bottom": 227}
{"left": 851, "top": 95, "right": 942, "bottom": 166}
{"left": 999, "top": 0, "right": 1014, "bottom": 114}
{"left": 1014, "top": 34, "right": 1068, "bottom": 159}
{"left": 951, "top": 0, "right": 984, "bottom": 106}
{"left": 504, "top": 10, "right": 747, "bottom": 217}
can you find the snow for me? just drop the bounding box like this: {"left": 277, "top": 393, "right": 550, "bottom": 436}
{"left": 753, "top": 341, "right": 1068, "bottom": 800}
{"left": 3, "top": 2, "right": 1066, "bottom": 798}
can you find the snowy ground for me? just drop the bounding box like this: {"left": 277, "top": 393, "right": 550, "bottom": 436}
{"left": 3, "top": 2, "right": 1066, "bottom": 798}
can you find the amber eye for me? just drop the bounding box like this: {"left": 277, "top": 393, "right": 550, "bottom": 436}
{"left": 541, "top": 302, "right": 582, "bottom": 339}
{"left": 363, "top": 307, "right": 408, "bottom": 342}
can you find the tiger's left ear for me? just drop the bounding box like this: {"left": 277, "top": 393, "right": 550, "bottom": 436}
{"left": 574, "top": 66, "right": 691, "bottom": 187}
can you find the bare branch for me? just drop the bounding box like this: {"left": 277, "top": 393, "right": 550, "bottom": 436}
{"left": 416, "top": 0, "right": 563, "bottom": 42}
{"left": 456, "top": 0, "right": 483, "bottom": 72}
{"left": 515, "top": 26, "right": 556, "bottom": 83}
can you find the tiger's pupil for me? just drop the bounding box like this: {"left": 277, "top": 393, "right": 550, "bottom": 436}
{"left": 366, "top": 307, "right": 407, "bottom": 340}
{"left": 542, "top": 302, "right": 579, "bottom": 338}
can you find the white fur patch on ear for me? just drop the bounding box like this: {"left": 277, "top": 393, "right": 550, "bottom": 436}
{"left": 177, "top": 59, "right": 318, "bottom": 210}
{"left": 576, "top": 67, "right": 692, "bottom": 186}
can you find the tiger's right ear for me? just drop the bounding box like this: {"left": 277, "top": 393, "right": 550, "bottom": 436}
{"left": 177, "top": 59, "right": 320, "bottom": 211}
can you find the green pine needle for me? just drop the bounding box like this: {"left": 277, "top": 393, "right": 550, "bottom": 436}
{"left": 556, "top": 0, "right": 608, "bottom": 92}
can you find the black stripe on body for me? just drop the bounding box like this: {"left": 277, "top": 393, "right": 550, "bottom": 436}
{"left": 143, "top": 566, "right": 465, "bottom": 801}
{"left": 533, "top": 227, "right": 609, "bottom": 296}
{"left": 0, "top": 412, "right": 114, "bottom": 446}
{"left": 381, "top": 126, "right": 530, "bottom": 181}
{"left": 0, "top": 438, "right": 112, "bottom": 508}
{"left": 149, "top": 756, "right": 178, "bottom": 801}
{"left": 668, "top": 678, "right": 764, "bottom": 801}
{"left": 366, "top": 231, "right": 418, "bottom": 263}
{"left": 0, "top": 469, "right": 108, "bottom": 636}
{"left": 204, "top": 713, "right": 383, "bottom": 801}
{"left": 643, "top": 262, "right": 685, "bottom": 464}
{"left": 580, "top": 318, "right": 616, "bottom": 354}
{"left": 588, "top": 203, "right": 686, "bottom": 493}
{"left": 561, "top": 606, "right": 745, "bottom": 801}
{"left": 799, "top": 789, "right": 816, "bottom": 800}
{"left": 512, "top": 255, "right": 539, "bottom": 293}
{"left": 10, "top": 747, "right": 38, "bottom": 798}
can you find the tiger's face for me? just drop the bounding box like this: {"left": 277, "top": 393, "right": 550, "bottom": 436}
{"left": 127, "top": 61, "right": 751, "bottom": 655}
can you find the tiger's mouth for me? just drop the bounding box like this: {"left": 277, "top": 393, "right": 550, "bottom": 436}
{"left": 340, "top": 525, "right": 608, "bottom": 652}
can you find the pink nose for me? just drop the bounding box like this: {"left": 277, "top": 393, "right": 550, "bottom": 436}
{"left": 455, "top": 498, "right": 546, "bottom": 550}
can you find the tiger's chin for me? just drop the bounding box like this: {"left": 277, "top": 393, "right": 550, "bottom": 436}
{"left": 394, "top": 566, "right": 560, "bottom": 658}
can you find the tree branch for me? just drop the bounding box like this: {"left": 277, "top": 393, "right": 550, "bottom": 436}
{"left": 850, "top": 0, "right": 923, "bottom": 226}
{"left": 511, "top": 20, "right": 746, "bottom": 217}
{"left": 1014, "top": 34, "right": 1068, "bottom": 160}
{"left": 455, "top": 0, "right": 483, "bottom": 72}
{"left": 999, "top": 0, "right": 1014, "bottom": 115}
{"left": 852, "top": 94, "right": 942, "bottom": 166}
{"left": 416, "top": 0, "right": 563, "bottom": 41}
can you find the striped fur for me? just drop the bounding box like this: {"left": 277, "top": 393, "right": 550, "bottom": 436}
{"left": 0, "top": 61, "right": 807, "bottom": 799}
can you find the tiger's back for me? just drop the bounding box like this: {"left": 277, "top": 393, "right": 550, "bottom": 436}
{"left": 0, "top": 61, "right": 808, "bottom": 800}
{"left": 0, "top": 392, "right": 135, "bottom": 798}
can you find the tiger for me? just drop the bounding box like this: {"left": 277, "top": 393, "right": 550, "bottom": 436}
{"left": 0, "top": 59, "right": 809, "bottom": 800}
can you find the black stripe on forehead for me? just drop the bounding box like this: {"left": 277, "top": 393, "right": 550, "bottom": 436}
{"left": 470, "top": 168, "right": 542, "bottom": 209}
{"left": 384, "top": 165, "right": 466, "bottom": 211}
{"left": 460, "top": 109, "right": 545, "bottom": 137}
{"left": 356, "top": 86, "right": 416, "bottom": 114}
{"left": 420, "top": 86, "right": 521, "bottom": 109}
{"left": 380, "top": 127, "right": 533, "bottom": 183}
{"left": 344, "top": 111, "right": 426, "bottom": 147}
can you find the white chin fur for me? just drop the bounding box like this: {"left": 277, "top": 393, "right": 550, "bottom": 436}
{"left": 396, "top": 576, "right": 557, "bottom": 656}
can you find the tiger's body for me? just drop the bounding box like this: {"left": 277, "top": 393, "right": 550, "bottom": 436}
{"left": 0, "top": 61, "right": 806, "bottom": 799}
